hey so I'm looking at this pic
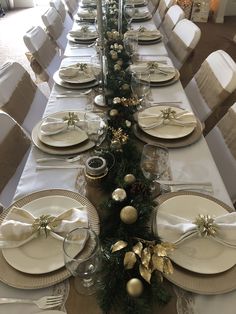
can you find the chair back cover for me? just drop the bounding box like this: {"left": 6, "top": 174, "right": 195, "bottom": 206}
{"left": 0, "top": 61, "right": 47, "bottom": 133}
{"left": 206, "top": 103, "right": 236, "bottom": 203}
{"left": 158, "top": 0, "right": 175, "bottom": 20}
{"left": 23, "top": 25, "right": 62, "bottom": 87}
{"left": 64, "top": 0, "right": 78, "bottom": 17}
{"left": 50, "top": 0, "right": 73, "bottom": 30}
{"left": 185, "top": 50, "right": 236, "bottom": 125}
{"left": 167, "top": 19, "right": 201, "bottom": 68}
{"left": 0, "top": 111, "right": 31, "bottom": 206}
{"left": 41, "top": 7, "right": 68, "bottom": 51}
{"left": 162, "top": 4, "right": 185, "bottom": 39}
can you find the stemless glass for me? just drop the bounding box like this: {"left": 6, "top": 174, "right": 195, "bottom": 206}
{"left": 124, "top": 32, "right": 138, "bottom": 61}
{"left": 140, "top": 144, "right": 169, "bottom": 183}
{"left": 84, "top": 112, "right": 108, "bottom": 147}
{"left": 90, "top": 54, "right": 102, "bottom": 90}
{"left": 63, "top": 227, "right": 101, "bottom": 295}
{"left": 131, "top": 70, "right": 150, "bottom": 109}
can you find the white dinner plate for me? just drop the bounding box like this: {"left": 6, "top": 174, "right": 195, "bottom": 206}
{"left": 138, "top": 32, "right": 162, "bottom": 42}
{"left": 155, "top": 194, "right": 236, "bottom": 274}
{"left": 38, "top": 112, "right": 88, "bottom": 148}
{"left": 53, "top": 71, "right": 98, "bottom": 90}
{"left": 58, "top": 64, "right": 95, "bottom": 84}
{"left": 138, "top": 106, "right": 197, "bottom": 139}
{"left": 2, "top": 195, "right": 87, "bottom": 274}
{"left": 67, "top": 33, "right": 97, "bottom": 43}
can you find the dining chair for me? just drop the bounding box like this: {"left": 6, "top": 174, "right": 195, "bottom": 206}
{"left": 64, "top": 0, "right": 78, "bottom": 18}
{"left": 23, "top": 25, "right": 62, "bottom": 89}
{"left": 152, "top": 0, "right": 175, "bottom": 28}
{"left": 185, "top": 50, "right": 236, "bottom": 133}
{"left": 205, "top": 103, "right": 236, "bottom": 204}
{"left": 0, "top": 61, "right": 48, "bottom": 135}
{"left": 166, "top": 18, "right": 201, "bottom": 70}
{"left": 0, "top": 111, "right": 31, "bottom": 208}
{"left": 49, "top": 0, "right": 73, "bottom": 31}
{"left": 41, "top": 7, "right": 68, "bottom": 52}
{"left": 160, "top": 4, "right": 185, "bottom": 43}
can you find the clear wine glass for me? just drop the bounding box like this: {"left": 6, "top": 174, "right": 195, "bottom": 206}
{"left": 124, "top": 32, "right": 138, "bottom": 61}
{"left": 140, "top": 144, "right": 169, "bottom": 191}
{"left": 63, "top": 227, "right": 101, "bottom": 295}
{"left": 124, "top": 3, "right": 135, "bottom": 29}
{"left": 131, "top": 70, "right": 150, "bottom": 109}
{"left": 84, "top": 112, "right": 108, "bottom": 147}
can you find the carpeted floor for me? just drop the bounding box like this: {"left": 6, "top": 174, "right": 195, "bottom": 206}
{"left": 0, "top": 7, "right": 235, "bottom": 91}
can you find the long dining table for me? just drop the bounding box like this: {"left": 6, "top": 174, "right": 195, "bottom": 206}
{"left": 0, "top": 3, "right": 235, "bottom": 314}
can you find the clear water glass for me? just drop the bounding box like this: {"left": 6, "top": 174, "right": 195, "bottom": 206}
{"left": 131, "top": 70, "right": 150, "bottom": 109}
{"left": 140, "top": 144, "right": 169, "bottom": 185}
{"left": 124, "top": 3, "right": 135, "bottom": 29}
{"left": 63, "top": 227, "right": 101, "bottom": 295}
{"left": 84, "top": 112, "right": 108, "bottom": 147}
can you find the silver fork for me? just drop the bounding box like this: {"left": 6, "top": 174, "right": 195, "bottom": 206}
{"left": 0, "top": 295, "right": 64, "bottom": 309}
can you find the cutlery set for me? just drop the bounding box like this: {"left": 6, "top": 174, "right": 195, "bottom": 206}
{"left": 155, "top": 180, "right": 213, "bottom": 194}
{"left": 36, "top": 155, "right": 85, "bottom": 170}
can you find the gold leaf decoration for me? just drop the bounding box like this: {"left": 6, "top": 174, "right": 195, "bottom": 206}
{"left": 152, "top": 254, "right": 164, "bottom": 272}
{"left": 124, "top": 251, "right": 137, "bottom": 269}
{"left": 139, "top": 264, "right": 151, "bottom": 284}
{"left": 194, "top": 214, "right": 218, "bottom": 237}
{"left": 111, "top": 240, "right": 128, "bottom": 253}
{"left": 163, "top": 258, "right": 174, "bottom": 275}
{"left": 132, "top": 241, "right": 143, "bottom": 258}
{"left": 153, "top": 244, "right": 167, "bottom": 257}
{"left": 141, "top": 247, "right": 151, "bottom": 268}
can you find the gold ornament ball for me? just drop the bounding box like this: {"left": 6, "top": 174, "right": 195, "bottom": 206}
{"left": 126, "top": 278, "right": 143, "bottom": 297}
{"left": 124, "top": 174, "right": 136, "bottom": 185}
{"left": 110, "top": 109, "right": 119, "bottom": 117}
{"left": 121, "top": 83, "right": 130, "bottom": 91}
{"left": 120, "top": 206, "right": 138, "bottom": 224}
{"left": 112, "top": 188, "right": 127, "bottom": 202}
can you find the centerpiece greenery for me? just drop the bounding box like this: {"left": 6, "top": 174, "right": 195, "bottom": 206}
{"left": 95, "top": 1, "right": 174, "bottom": 312}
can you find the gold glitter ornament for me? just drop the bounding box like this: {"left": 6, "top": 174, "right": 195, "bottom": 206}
{"left": 124, "top": 174, "right": 136, "bottom": 185}
{"left": 109, "top": 109, "right": 119, "bottom": 117}
{"left": 126, "top": 278, "right": 143, "bottom": 297}
{"left": 120, "top": 205, "right": 138, "bottom": 224}
{"left": 112, "top": 188, "right": 127, "bottom": 202}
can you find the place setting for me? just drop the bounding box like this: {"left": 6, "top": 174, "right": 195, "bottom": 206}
{"left": 67, "top": 25, "right": 98, "bottom": 45}
{"left": 152, "top": 191, "right": 236, "bottom": 295}
{"left": 133, "top": 105, "right": 203, "bottom": 148}
{"left": 75, "top": 8, "right": 97, "bottom": 23}
{"left": 31, "top": 110, "right": 107, "bottom": 155}
{"left": 53, "top": 62, "right": 99, "bottom": 90}
{"left": 0, "top": 189, "right": 100, "bottom": 289}
{"left": 79, "top": 0, "right": 97, "bottom": 8}
{"left": 132, "top": 8, "right": 152, "bottom": 21}
{"left": 130, "top": 60, "right": 180, "bottom": 86}
{"left": 125, "top": 27, "right": 163, "bottom": 45}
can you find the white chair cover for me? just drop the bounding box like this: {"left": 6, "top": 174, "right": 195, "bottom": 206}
{"left": 0, "top": 111, "right": 31, "bottom": 207}
{"left": 185, "top": 50, "right": 236, "bottom": 122}
{"left": 23, "top": 26, "right": 62, "bottom": 88}
{"left": 50, "top": 0, "right": 73, "bottom": 30}
{"left": 41, "top": 7, "right": 68, "bottom": 51}
{"left": 206, "top": 103, "right": 236, "bottom": 203}
{"left": 167, "top": 18, "right": 201, "bottom": 69}
{"left": 0, "top": 61, "right": 47, "bottom": 134}
{"left": 152, "top": 0, "right": 175, "bottom": 28}
{"left": 161, "top": 5, "right": 185, "bottom": 41}
{"left": 64, "top": 0, "right": 78, "bottom": 17}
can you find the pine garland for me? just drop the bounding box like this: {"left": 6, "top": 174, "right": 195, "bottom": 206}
{"left": 94, "top": 1, "right": 173, "bottom": 312}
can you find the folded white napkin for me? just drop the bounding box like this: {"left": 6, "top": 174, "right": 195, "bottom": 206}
{"left": 59, "top": 66, "right": 78, "bottom": 78}
{"left": 59, "top": 64, "right": 93, "bottom": 80}
{"left": 134, "top": 10, "right": 149, "bottom": 18}
{"left": 0, "top": 206, "right": 88, "bottom": 248}
{"left": 131, "top": 63, "right": 175, "bottom": 75}
{"left": 40, "top": 117, "right": 68, "bottom": 135}
{"left": 138, "top": 109, "right": 197, "bottom": 129}
{"left": 77, "top": 10, "right": 96, "bottom": 18}
{"left": 155, "top": 211, "right": 236, "bottom": 248}
{"left": 69, "top": 29, "right": 97, "bottom": 38}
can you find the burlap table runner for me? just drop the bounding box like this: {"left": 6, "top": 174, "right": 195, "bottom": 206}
{"left": 167, "top": 32, "right": 192, "bottom": 64}
{"left": 2, "top": 71, "right": 36, "bottom": 125}
{"left": 195, "top": 61, "right": 230, "bottom": 111}
{"left": 218, "top": 106, "right": 236, "bottom": 159}
{"left": 66, "top": 277, "right": 177, "bottom": 314}
{"left": 0, "top": 125, "right": 30, "bottom": 192}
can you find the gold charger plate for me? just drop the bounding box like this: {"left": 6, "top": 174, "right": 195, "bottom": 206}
{"left": 155, "top": 191, "right": 236, "bottom": 295}
{"left": 133, "top": 117, "right": 203, "bottom": 148}
{"left": 32, "top": 122, "right": 95, "bottom": 155}
{"left": 0, "top": 189, "right": 100, "bottom": 289}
